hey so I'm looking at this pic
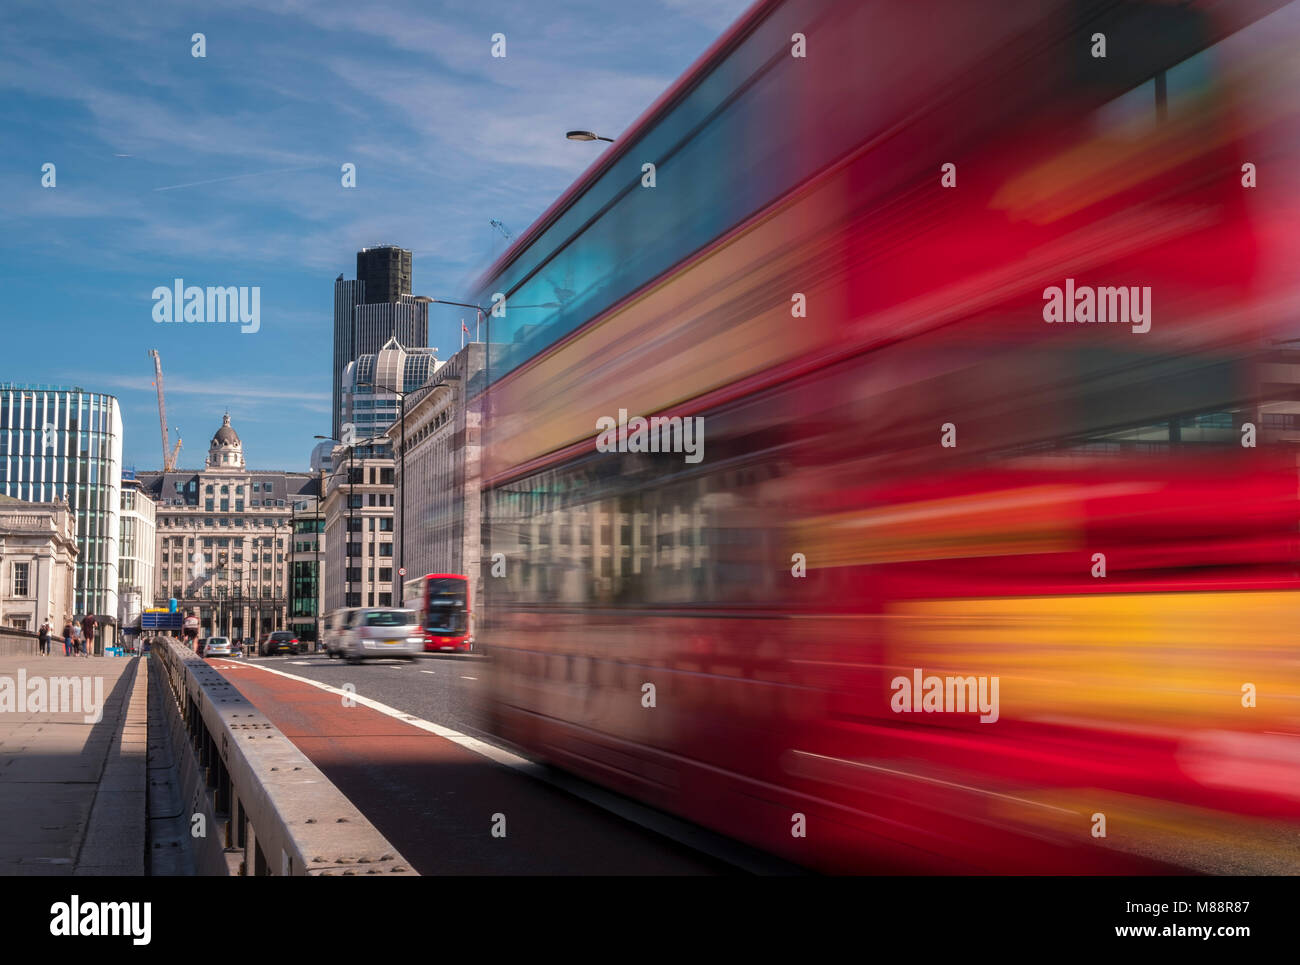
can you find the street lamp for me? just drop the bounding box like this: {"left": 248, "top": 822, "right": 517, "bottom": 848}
{"left": 316, "top": 433, "right": 382, "bottom": 612}
{"left": 357, "top": 379, "right": 412, "bottom": 586}
{"left": 409, "top": 296, "right": 489, "bottom": 344}
{"left": 566, "top": 130, "right": 614, "bottom": 142}
{"left": 317, "top": 434, "right": 356, "bottom": 612}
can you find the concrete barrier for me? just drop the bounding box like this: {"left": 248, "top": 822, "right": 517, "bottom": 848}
{"left": 0, "top": 628, "right": 38, "bottom": 657}
{"left": 148, "top": 636, "right": 415, "bottom": 875}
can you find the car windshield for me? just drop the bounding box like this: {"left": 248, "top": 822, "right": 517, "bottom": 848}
{"left": 271, "top": 633, "right": 293, "bottom": 639}
{"left": 208, "top": 638, "right": 228, "bottom": 646}
{"left": 365, "top": 610, "right": 417, "bottom": 627}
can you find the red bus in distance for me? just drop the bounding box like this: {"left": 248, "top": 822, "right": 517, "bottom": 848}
{"left": 403, "top": 573, "right": 472, "bottom": 652}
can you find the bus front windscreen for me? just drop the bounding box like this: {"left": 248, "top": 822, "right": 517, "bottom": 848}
{"left": 426, "top": 579, "right": 468, "bottom": 634}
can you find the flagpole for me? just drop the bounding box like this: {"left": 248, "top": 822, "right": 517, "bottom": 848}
{"left": 460, "top": 317, "right": 466, "bottom": 349}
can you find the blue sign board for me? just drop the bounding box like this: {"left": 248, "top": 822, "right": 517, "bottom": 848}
{"left": 142, "top": 610, "right": 183, "bottom": 630}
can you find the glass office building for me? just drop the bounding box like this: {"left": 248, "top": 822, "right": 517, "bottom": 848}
{"left": 0, "top": 383, "right": 123, "bottom": 621}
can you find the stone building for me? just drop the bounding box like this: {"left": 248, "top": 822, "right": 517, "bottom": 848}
{"left": 136, "top": 414, "right": 318, "bottom": 641}
{"left": 0, "top": 493, "right": 78, "bottom": 632}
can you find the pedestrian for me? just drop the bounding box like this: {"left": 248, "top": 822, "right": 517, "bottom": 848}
{"left": 38, "top": 620, "right": 50, "bottom": 656}
{"left": 81, "top": 613, "right": 97, "bottom": 658}
{"left": 62, "top": 617, "right": 74, "bottom": 656}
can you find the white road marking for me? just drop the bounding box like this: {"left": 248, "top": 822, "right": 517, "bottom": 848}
{"left": 460, "top": 675, "right": 478, "bottom": 681}
{"left": 420, "top": 670, "right": 436, "bottom": 675}
{"left": 220, "top": 659, "right": 799, "bottom": 875}
{"left": 231, "top": 661, "right": 527, "bottom": 769}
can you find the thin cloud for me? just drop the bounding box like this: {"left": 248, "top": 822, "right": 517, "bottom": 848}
{"left": 153, "top": 164, "right": 330, "bottom": 193}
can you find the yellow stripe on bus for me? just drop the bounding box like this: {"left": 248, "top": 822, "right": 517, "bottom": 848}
{"left": 887, "top": 592, "right": 1300, "bottom": 726}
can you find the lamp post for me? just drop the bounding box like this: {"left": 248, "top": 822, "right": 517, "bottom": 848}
{"left": 566, "top": 130, "right": 614, "bottom": 142}
{"left": 410, "top": 296, "right": 489, "bottom": 346}
{"left": 314, "top": 468, "right": 324, "bottom": 649}
{"left": 358, "top": 379, "right": 411, "bottom": 584}
{"left": 272, "top": 518, "right": 286, "bottom": 631}
{"left": 316, "top": 434, "right": 355, "bottom": 611}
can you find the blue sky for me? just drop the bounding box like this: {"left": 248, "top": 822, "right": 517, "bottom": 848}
{"left": 0, "top": 0, "right": 749, "bottom": 472}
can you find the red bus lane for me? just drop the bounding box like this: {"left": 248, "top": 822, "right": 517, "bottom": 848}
{"left": 205, "top": 660, "right": 730, "bottom": 875}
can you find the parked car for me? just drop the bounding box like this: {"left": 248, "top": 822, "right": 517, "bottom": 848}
{"left": 203, "top": 636, "right": 234, "bottom": 658}
{"left": 338, "top": 608, "right": 423, "bottom": 664}
{"left": 324, "top": 607, "right": 359, "bottom": 659}
{"left": 259, "top": 630, "right": 302, "bottom": 656}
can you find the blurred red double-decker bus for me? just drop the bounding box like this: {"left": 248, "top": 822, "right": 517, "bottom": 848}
{"left": 473, "top": 0, "right": 1300, "bottom": 873}
{"left": 403, "top": 574, "right": 473, "bottom": 652}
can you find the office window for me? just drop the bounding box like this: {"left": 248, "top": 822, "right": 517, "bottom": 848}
{"left": 379, "top": 544, "right": 392, "bottom": 558}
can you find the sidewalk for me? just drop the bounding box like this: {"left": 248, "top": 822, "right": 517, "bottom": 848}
{"left": 0, "top": 654, "right": 149, "bottom": 875}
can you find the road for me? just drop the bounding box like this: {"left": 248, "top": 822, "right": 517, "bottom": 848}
{"left": 205, "top": 651, "right": 764, "bottom": 875}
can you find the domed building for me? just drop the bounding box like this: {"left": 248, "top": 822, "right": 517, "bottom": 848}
{"left": 136, "top": 412, "right": 323, "bottom": 645}
{"left": 208, "top": 413, "right": 245, "bottom": 470}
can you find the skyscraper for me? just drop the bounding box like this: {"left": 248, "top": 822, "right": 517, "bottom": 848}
{"left": 332, "top": 247, "right": 427, "bottom": 438}
{"left": 0, "top": 383, "right": 122, "bottom": 624}
{"left": 357, "top": 245, "right": 412, "bottom": 304}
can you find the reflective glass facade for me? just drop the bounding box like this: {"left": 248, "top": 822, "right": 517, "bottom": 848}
{"left": 0, "top": 384, "right": 123, "bottom": 617}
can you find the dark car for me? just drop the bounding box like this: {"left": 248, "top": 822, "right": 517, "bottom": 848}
{"left": 260, "top": 630, "right": 302, "bottom": 656}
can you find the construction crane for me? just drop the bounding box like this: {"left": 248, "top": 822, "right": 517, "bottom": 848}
{"left": 148, "top": 349, "right": 183, "bottom": 471}
{"left": 489, "top": 219, "right": 512, "bottom": 240}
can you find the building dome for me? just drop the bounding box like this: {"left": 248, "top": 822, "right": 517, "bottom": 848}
{"left": 207, "top": 413, "right": 245, "bottom": 470}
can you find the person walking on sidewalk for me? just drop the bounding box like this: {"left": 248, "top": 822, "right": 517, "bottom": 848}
{"left": 81, "top": 613, "right": 97, "bottom": 658}
{"left": 62, "top": 618, "right": 74, "bottom": 656}
{"left": 38, "top": 620, "right": 51, "bottom": 656}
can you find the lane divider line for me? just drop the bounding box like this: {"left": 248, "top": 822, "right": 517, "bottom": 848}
{"left": 216, "top": 660, "right": 530, "bottom": 769}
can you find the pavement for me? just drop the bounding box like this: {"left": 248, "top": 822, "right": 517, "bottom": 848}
{"left": 0, "top": 653, "right": 149, "bottom": 875}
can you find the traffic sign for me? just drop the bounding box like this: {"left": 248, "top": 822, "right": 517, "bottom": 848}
{"left": 398, "top": 567, "right": 406, "bottom": 577}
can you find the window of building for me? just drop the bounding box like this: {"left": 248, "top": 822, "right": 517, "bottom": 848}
{"left": 235, "top": 500, "right": 244, "bottom": 512}
{"left": 12, "top": 562, "right": 29, "bottom": 597}
{"left": 378, "top": 593, "right": 391, "bottom": 606}
{"left": 379, "top": 518, "right": 393, "bottom": 532}
{"left": 205, "top": 485, "right": 213, "bottom": 494}
{"left": 379, "top": 567, "right": 392, "bottom": 582}
{"left": 220, "top": 499, "right": 229, "bottom": 512}
{"left": 379, "top": 544, "right": 392, "bottom": 558}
